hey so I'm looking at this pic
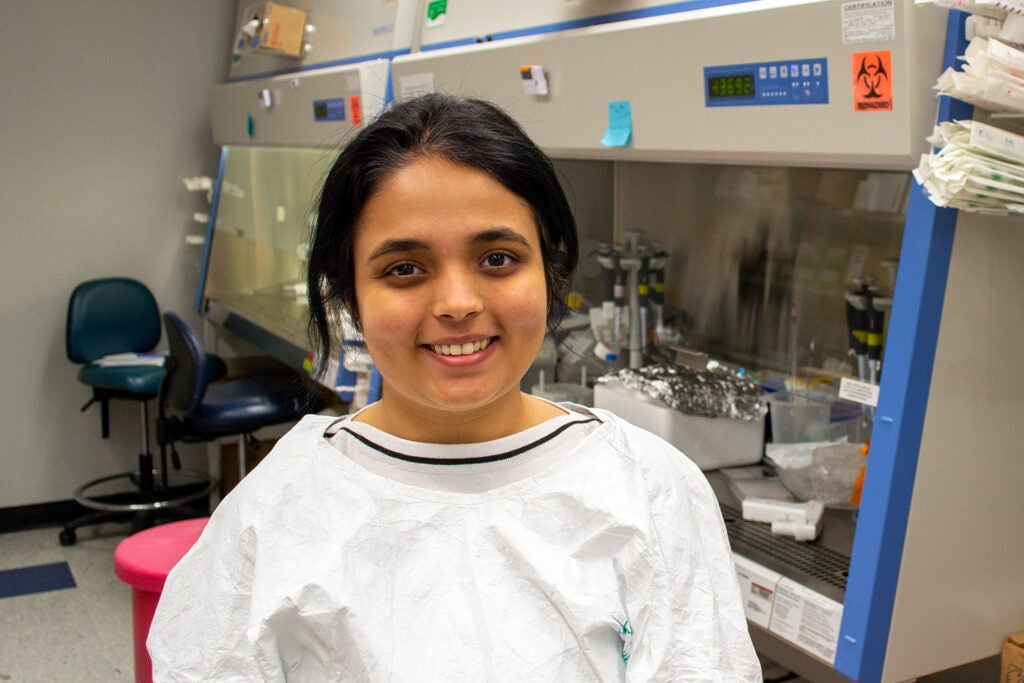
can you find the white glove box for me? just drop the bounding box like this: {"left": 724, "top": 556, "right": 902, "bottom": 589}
{"left": 594, "top": 381, "right": 764, "bottom": 471}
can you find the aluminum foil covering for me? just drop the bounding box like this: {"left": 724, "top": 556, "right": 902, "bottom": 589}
{"left": 598, "top": 363, "right": 766, "bottom": 421}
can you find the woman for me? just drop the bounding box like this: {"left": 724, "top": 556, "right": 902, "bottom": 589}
{"left": 148, "top": 94, "right": 761, "bottom": 681}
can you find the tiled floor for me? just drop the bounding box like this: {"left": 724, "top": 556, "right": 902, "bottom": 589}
{"left": 0, "top": 524, "right": 135, "bottom": 682}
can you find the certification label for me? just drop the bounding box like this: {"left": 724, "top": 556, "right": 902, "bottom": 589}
{"left": 769, "top": 578, "right": 844, "bottom": 664}
{"left": 842, "top": 0, "right": 896, "bottom": 44}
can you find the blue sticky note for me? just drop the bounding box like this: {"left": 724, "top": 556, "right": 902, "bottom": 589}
{"left": 600, "top": 100, "right": 632, "bottom": 147}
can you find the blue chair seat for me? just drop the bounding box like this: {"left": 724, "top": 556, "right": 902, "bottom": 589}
{"left": 159, "top": 312, "right": 325, "bottom": 483}
{"left": 77, "top": 363, "right": 164, "bottom": 396}
{"left": 186, "top": 376, "right": 306, "bottom": 438}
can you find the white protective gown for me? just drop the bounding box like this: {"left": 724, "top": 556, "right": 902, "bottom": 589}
{"left": 148, "top": 404, "right": 761, "bottom": 682}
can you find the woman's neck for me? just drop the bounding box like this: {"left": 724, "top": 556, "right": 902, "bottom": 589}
{"left": 354, "top": 391, "right": 566, "bottom": 444}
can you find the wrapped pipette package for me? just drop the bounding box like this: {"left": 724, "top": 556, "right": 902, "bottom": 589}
{"left": 594, "top": 363, "right": 766, "bottom": 471}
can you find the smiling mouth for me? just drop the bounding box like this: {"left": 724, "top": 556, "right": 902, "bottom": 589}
{"left": 429, "top": 338, "right": 493, "bottom": 356}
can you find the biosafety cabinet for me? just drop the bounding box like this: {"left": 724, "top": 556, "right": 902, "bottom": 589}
{"left": 199, "top": 1, "right": 1024, "bottom": 680}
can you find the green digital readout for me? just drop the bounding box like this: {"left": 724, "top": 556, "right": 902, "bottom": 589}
{"left": 707, "top": 73, "right": 755, "bottom": 99}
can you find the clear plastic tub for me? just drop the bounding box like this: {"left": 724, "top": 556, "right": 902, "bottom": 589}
{"left": 768, "top": 391, "right": 832, "bottom": 443}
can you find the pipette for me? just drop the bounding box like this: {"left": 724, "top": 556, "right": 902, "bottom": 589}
{"left": 596, "top": 243, "right": 616, "bottom": 311}
{"left": 866, "top": 295, "right": 885, "bottom": 385}
{"left": 638, "top": 253, "right": 650, "bottom": 354}
{"left": 651, "top": 251, "right": 667, "bottom": 342}
{"left": 845, "top": 289, "right": 869, "bottom": 382}
{"left": 612, "top": 251, "right": 625, "bottom": 347}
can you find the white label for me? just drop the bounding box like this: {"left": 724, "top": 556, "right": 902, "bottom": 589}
{"left": 398, "top": 72, "right": 435, "bottom": 99}
{"left": 841, "top": 0, "right": 895, "bottom": 44}
{"left": 733, "top": 554, "right": 781, "bottom": 629}
{"left": 839, "top": 376, "right": 879, "bottom": 407}
{"left": 768, "top": 579, "right": 844, "bottom": 664}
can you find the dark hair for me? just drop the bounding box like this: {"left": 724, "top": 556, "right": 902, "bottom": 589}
{"left": 306, "top": 93, "right": 578, "bottom": 379}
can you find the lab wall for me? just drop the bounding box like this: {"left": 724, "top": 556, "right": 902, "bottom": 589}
{"left": 0, "top": 2, "right": 237, "bottom": 510}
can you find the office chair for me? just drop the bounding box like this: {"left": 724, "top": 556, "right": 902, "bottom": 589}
{"left": 158, "top": 312, "right": 325, "bottom": 489}
{"left": 61, "top": 278, "right": 215, "bottom": 546}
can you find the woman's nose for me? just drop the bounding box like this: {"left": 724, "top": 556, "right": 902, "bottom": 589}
{"left": 433, "top": 268, "right": 483, "bottom": 320}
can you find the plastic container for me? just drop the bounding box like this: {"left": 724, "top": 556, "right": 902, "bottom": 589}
{"left": 594, "top": 381, "right": 764, "bottom": 471}
{"left": 114, "top": 518, "right": 209, "bottom": 683}
{"left": 768, "top": 391, "right": 832, "bottom": 443}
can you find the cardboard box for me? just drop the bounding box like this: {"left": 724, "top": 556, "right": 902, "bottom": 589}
{"left": 246, "top": 2, "right": 307, "bottom": 57}
{"left": 1004, "top": 631, "right": 1024, "bottom": 683}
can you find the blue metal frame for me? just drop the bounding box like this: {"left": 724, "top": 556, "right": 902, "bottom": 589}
{"left": 833, "top": 10, "right": 971, "bottom": 681}
{"left": 194, "top": 146, "right": 230, "bottom": 313}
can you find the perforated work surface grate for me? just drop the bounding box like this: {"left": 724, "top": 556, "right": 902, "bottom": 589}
{"left": 720, "top": 503, "right": 850, "bottom": 602}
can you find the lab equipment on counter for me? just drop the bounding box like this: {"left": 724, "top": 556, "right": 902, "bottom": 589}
{"left": 592, "top": 231, "right": 670, "bottom": 369}
{"left": 594, "top": 362, "right": 766, "bottom": 471}
{"left": 844, "top": 282, "right": 890, "bottom": 386}
{"left": 742, "top": 498, "right": 825, "bottom": 542}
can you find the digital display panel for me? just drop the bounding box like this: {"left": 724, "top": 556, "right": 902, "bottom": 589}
{"left": 704, "top": 58, "right": 828, "bottom": 107}
{"left": 707, "top": 73, "right": 755, "bottom": 99}
{"left": 313, "top": 98, "right": 346, "bottom": 122}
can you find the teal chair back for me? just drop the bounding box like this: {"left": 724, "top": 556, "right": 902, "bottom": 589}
{"left": 67, "top": 278, "right": 161, "bottom": 364}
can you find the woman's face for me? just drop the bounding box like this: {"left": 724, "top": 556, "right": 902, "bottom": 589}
{"left": 352, "top": 155, "right": 549, "bottom": 422}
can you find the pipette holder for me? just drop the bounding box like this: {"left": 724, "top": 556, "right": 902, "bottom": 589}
{"left": 596, "top": 232, "right": 669, "bottom": 369}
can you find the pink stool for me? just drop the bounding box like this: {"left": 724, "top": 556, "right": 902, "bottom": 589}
{"left": 114, "top": 518, "right": 209, "bottom": 683}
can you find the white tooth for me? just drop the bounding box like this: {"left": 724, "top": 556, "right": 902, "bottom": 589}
{"left": 480, "top": 338, "right": 490, "bottom": 351}
{"left": 461, "top": 342, "right": 475, "bottom": 355}
{"left": 441, "top": 344, "right": 451, "bottom": 355}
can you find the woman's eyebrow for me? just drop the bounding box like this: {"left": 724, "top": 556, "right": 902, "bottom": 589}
{"left": 472, "top": 227, "right": 531, "bottom": 247}
{"left": 368, "top": 228, "right": 531, "bottom": 261}
{"left": 367, "top": 238, "right": 429, "bottom": 261}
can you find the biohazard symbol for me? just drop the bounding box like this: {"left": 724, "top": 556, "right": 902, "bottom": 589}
{"left": 857, "top": 55, "right": 888, "bottom": 98}
{"left": 852, "top": 51, "right": 893, "bottom": 112}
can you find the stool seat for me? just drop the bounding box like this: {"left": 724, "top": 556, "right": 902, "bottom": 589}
{"left": 114, "top": 517, "right": 209, "bottom": 593}
{"left": 115, "top": 518, "right": 209, "bottom": 683}
{"left": 78, "top": 363, "right": 164, "bottom": 396}
{"left": 188, "top": 376, "right": 306, "bottom": 437}
{"left": 61, "top": 278, "right": 212, "bottom": 547}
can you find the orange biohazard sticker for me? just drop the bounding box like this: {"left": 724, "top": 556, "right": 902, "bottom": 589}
{"left": 349, "top": 95, "right": 362, "bottom": 125}
{"left": 852, "top": 51, "right": 893, "bottom": 112}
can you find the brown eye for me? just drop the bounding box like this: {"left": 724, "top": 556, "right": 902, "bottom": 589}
{"left": 484, "top": 252, "right": 514, "bottom": 268}
{"left": 389, "top": 263, "right": 420, "bottom": 277}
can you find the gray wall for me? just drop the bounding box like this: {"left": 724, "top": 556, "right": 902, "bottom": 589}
{"left": 0, "top": 2, "right": 237, "bottom": 508}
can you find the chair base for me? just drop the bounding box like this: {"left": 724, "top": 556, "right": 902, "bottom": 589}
{"left": 60, "top": 469, "right": 217, "bottom": 546}
{"left": 58, "top": 507, "right": 201, "bottom": 547}
{"left": 74, "top": 468, "right": 215, "bottom": 512}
